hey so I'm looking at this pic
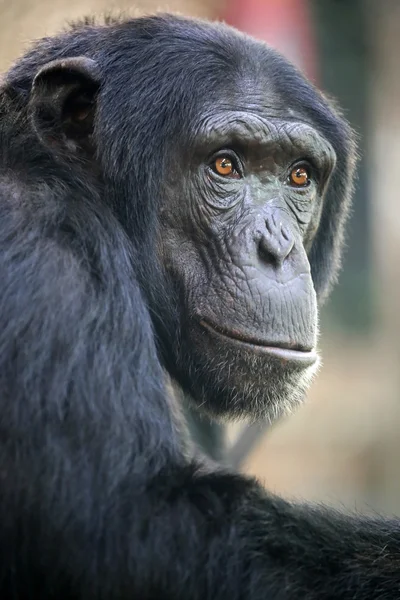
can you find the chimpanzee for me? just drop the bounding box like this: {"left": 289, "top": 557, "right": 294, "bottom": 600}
{"left": 0, "top": 13, "right": 399, "bottom": 600}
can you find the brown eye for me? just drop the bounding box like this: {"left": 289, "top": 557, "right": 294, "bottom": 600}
{"left": 213, "top": 156, "right": 240, "bottom": 178}
{"left": 289, "top": 165, "right": 311, "bottom": 187}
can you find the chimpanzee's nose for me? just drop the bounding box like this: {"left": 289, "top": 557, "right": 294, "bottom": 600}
{"left": 258, "top": 213, "right": 295, "bottom": 266}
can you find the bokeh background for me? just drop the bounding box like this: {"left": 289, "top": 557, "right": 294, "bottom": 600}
{"left": 2, "top": 0, "right": 400, "bottom": 514}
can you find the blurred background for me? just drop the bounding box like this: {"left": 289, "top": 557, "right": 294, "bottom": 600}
{"left": 1, "top": 0, "right": 400, "bottom": 514}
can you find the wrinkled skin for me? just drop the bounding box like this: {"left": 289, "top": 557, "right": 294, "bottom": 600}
{"left": 160, "top": 112, "right": 336, "bottom": 418}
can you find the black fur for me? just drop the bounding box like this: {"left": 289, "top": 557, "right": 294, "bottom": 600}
{"left": 0, "top": 14, "right": 398, "bottom": 600}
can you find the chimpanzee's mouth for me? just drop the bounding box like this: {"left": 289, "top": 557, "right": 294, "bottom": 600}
{"left": 199, "top": 319, "right": 317, "bottom": 366}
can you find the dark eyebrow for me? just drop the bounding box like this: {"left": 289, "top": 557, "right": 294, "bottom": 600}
{"left": 194, "top": 112, "right": 336, "bottom": 172}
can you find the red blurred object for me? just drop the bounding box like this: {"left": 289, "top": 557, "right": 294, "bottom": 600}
{"left": 221, "top": 0, "right": 318, "bottom": 82}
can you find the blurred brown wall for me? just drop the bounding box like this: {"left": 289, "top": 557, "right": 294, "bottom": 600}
{"left": 0, "top": 0, "right": 218, "bottom": 71}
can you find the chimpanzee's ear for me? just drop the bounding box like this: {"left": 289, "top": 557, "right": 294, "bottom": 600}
{"left": 29, "top": 56, "right": 101, "bottom": 153}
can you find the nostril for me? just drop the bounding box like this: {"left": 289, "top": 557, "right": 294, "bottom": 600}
{"left": 281, "top": 225, "right": 290, "bottom": 242}
{"left": 265, "top": 219, "right": 273, "bottom": 236}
